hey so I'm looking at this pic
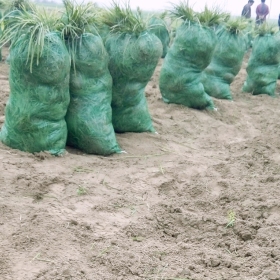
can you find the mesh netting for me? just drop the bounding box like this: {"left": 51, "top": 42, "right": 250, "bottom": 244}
{"left": 94, "top": 23, "right": 110, "bottom": 42}
{"left": 0, "top": 32, "right": 70, "bottom": 155}
{"left": 202, "top": 29, "right": 247, "bottom": 100}
{"left": 65, "top": 33, "right": 121, "bottom": 155}
{"left": 159, "top": 22, "right": 216, "bottom": 110}
{"left": 148, "top": 17, "right": 170, "bottom": 58}
{"left": 105, "top": 31, "right": 162, "bottom": 133}
{"left": 243, "top": 33, "right": 280, "bottom": 96}
{"left": 244, "top": 22, "right": 254, "bottom": 50}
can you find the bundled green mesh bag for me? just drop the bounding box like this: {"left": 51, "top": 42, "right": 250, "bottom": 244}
{"left": 0, "top": 32, "right": 70, "bottom": 154}
{"left": 244, "top": 20, "right": 254, "bottom": 50}
{"left": 65, "top": 33, "right": 121, "bottom": 155}
{"left": 105, "top": 31, "right": 162, "bottom": 133}
{"left": 148, "top": 17, "right": 170, "bottom": 58}
{"left": 159, "top": 22, "right": 216, "bottom": 109}
{"left": 202, "top": 28, "right": 247, "bottom": 100}
{"left": 93, "top": 24, "right": 110, "bottom": 42}
{"left": 243, "top": 33, "right": 280, "bottom": 96}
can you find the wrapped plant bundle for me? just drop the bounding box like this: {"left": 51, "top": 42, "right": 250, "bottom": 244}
{"left": 202, "top": 19, "right": 247, "bottom": 100}
{"left": 0, "top": 7, "right": 70, "bottom": 155}
{"left": 243, "top": 25, "right": 280, "bottom": 96}
{"left": 61, "top": 0, "right": 121, "bottom": 155}
{"left": 103, "top": 3, "right": 162, "bottom": 133}
{"left": 148, "top": 15, "right": 170, "bottom": 58}
{"left": 244, "top": 19, "right": 254, "bottom": 50}
{"left": 93, "top": 22, "right": 110, "bottom": 42}
{"left": 159, "top": 4, "right": 227, "bottom": 109}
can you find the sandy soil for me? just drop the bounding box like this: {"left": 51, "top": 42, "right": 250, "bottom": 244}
{"left": 1, "top": 46, "right": 280, "bottom": 280}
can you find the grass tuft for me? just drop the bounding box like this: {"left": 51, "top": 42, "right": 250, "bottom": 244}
{"left": 224, "top": 17, "right": 249, "bottom": 34}
{"left": 0, "top": 4, "right": 59, "bottom": 71}
{"left": 58, "top": 0, "right": 99, "bottom": 40}
{"left": 57, "top": 0, "right": 100, "bottom": 71}
{"left": 169, "top": 0, "right": 196, "bottom": 23}
{"left": 77, "top": 185, "right": 88, "bottom": 195}
{"left": 197, "top": 5, "right": 230, "bottom": 27}
{"left": 169, "top": 1, "right": 229, "bottom": 28}
{"left": 100, "top": 1, "right": 148, "bottom": 35}
{"left": 254, "top": 22, "right": 279, "bottom": 36}
{"left": 6, "top": 0, "right": 32, "bottom": 12}
{"left": 0, "top": 0, "right": 7, "bottom": 10}
{"left": 226, "top": 210, "right": 236, "bottom": 228}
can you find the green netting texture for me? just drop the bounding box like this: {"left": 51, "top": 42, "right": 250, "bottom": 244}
{"left": 159, "top": 23, "right": 216, "bottom": 110}
{"left": 244, "top": 23, "right": 254, "bottom": 50}
{"left": 0, "top": 33, "right": 70, "bottom": 155}
{"left": 243, "top": 34, "right": 280, "bottom": 96}
{"left": 65, "top": 33, "right": 121, "bottom": 155}
{"left": 93, "top": 23, "right": 110, "bottom": 43}
{"left": 278, "top": 65, "right": 280, "bottom": 79}
{"left": 202, "top": 29, "right": 247, "bottom": 100}
{"left": 148, "top": 17, "right": 170, "bottom": 58}
{"left": 105, "top": 31, "right": 162, "bottom": 133}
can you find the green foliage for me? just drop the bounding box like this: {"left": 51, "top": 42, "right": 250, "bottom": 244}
{"left": 169, "top": 1, "right": 229, "bottom": 27}
{"left": 0, "top": 0, "right": 7, "bottom": 10}
{"left": 158, "top": 11, "right": 168, "bottom": 20}
{"left": 197, "top": 5, "right": 229, "bottom": 27}
{"left": 226, "top": 210, "right": 236, "bottom": 228}
{"left": 77, "top": 186, "right": 87, "bottom": 195}
{"left": 254, "top": 22, "right": 279, "bottom": 36}
{"left": 100, "top": 1, "right": 148, "bottom": 35}
{"left": 224, "top": 17, "right": 249, "bottom": 34}
{"left": 6, "top": 0, "right": 32, "bottom": 11}
{"left": 0, "top": 4, "right": 59, "bottom": 71}
{"left": 58, "top": 0, "right": 99, "bottom": 40}
{"left": 169, "top": 1, "right": 196, "bottom": 23}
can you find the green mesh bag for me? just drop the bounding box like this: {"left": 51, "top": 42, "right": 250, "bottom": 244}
{"left": 159, "top": 22, "right": 216, "bottom": 110}
{"left": 243, "top": 33, "right": 280, "bottom": 96}
{"left": 148, "top": 17, "right": 170, "bottom": 58}
{"left": 202, "top": 29, "right": 247, "bottom": 100}
{"left": 244, "top": 21, "right": 254, "bottom": 50}
{"left": 0, "top": 32, "right": 70, "bottom": 155}
{"left": 65, "top": 33, "right": 121, "bottom": 155}
{"left": 94, "top": 23, "right": 110, "bottom": 42}
{"left": 105, "top": 31, "right": 162, "bottom": 133}
{"left": 0, "top": 10, "right": 2, "bottom": 61}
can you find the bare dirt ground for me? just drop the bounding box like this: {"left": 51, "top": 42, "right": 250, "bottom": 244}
{"left": 1, "top": 46, "right": 280, "bottom": 280}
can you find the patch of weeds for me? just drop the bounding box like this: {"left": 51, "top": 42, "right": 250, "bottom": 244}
{"left": 101, "top": 179, "right": 109, "bottom": 187}
{"left": 226, "top": 210, "right": 236, "bottom": 228}
{"left": 77, "top": 185, "right": 88, "bottom": 195}
{"left": 32, "top": 193, "right": 44, "bottom": 202}
{"left": 73, "top": 166, "right": 94, "bottom": 173}
{"left": 132, "top": 236, "right": 144, "bottom": 242}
